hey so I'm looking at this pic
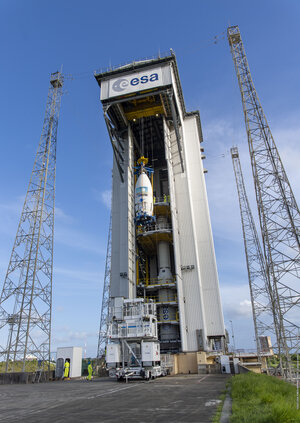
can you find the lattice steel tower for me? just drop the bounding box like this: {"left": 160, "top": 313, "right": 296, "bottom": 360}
{"left": 0, "top": 72, "right": 63, "bottom": 373}
{"left": 228, "top": 26, "right": 300, "bottom": 378}
{"left": 97, "top": 213, "right": 112, "bottom": 359}
{"left": 231, "top": 147, "right": 280, "bottom": 362}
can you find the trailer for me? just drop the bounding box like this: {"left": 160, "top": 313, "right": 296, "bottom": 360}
{"left": 106, "top": 298, "right": 165, "bottom": 381}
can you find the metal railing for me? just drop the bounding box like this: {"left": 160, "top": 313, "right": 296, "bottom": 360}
{"left": 94, "top": 52, "right": 172, "bottom": 76}
{"left": 154, "top": 195, "right": 170, "bottom": 204}
{"left": 123, "top": 302, "right": 156, "bottom": 318}
{"left": 138, "top": 276, "right": 176, "bottom": 287}
{"left": 108, "top": 321, "right": 157, "bottom": 339}
{"left": 144, "top": 295, "right": 178, "bottom": 304}
{"left": 137, "top": 222, "right": 172, "bottom": 235}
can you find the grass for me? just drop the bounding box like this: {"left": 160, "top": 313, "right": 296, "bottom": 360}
{"left": 0, "top": 360, "right": 55, "bottom": 373}
{"left": 268, "top": 355, "right": 299, "bottom": 370}
{"left": 212, "top": 390, "right": 227, "bottom": 423}
{"left": 230, "top": 372, "right": 300, "bottom": 423}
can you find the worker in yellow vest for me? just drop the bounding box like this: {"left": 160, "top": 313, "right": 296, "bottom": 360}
{"left": 87, "top": 361, "right": 93, "bottom": 381}
{"left": 63, "top": 360, "right": 70, "bottom": 379}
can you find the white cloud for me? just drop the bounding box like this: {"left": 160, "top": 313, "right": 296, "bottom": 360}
{"left": 203, "top": 119, "right": 254, "bottom": 242}
{"left": 56, "top": 306, "right": 64, "bottom": 313}
{"left": 273, "top": 122, "right": 300, "bottom": 197}
{"left": 55, "top": 207, "right": 76, "bottom": 224}
{"left": 55, "top": 224, "right": 105, "bottom": 255}
{"left": 220, "top": 283, "right": 252, "bottom": 318}
{"left": 206, "top": 117, "right": 300, "bottom": 350}
{"left": 51, "top": 328, "right": 98, "bottom": 348}
{"left": 91, "top": 188, "right": 111, "bottom": 209}
{"left": 204, "top": 117, "right": 300, "bottom": 239}
{"left": 237, "top": 300, "right": 252, "bottom": 317}
{"left": 204, "top": 117, "right": 300, "bottom": 243}
{"left": 0, "top": 197, "right": 103, "bottom": 255}
{"left": 101, "top": 190, "right": 112, "bottom": 209}
{"left": 0, "top": 197, "right": 24, "bottom": 236}
{"left": 54, "top": 266, "right": 103, "bottom": 285}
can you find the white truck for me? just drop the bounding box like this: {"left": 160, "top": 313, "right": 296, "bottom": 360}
{"left": 106, "top": 298, "right": 165, "bottom": 381}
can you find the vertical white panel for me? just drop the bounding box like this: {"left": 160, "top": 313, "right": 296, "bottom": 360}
{"left": 163, "top": 119, "right": 188, "bottom": 351}
{"left": 127, "top": 128, "right": 136, "bottom": 298}
{"left": 182, "top": 117, "right": 225, "bottom": 337}
{"left": 167, "top": 65, "right": 225, "bottom": 351}
{"left": 110, "top": 128, "right": 135, "bottom": 299}
{"left": 110, "top": 155, "right": 122, "bottom": 298}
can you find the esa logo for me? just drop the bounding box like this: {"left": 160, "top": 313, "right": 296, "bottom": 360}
{"left": 112, "top": 73, "right": 159, "bottom": 92}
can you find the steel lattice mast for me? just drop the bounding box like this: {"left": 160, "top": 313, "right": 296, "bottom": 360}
{"left": 231, "top": 147, "right": 280, "bottom": 362}
{"left": 97, "top": 213, "right": 112, "bottom": 359}
{"left": 0, "top": 72, "right": 63, "bottom": 373}
{"left": 228, "top": 26, "right": 300, "bottom": 378}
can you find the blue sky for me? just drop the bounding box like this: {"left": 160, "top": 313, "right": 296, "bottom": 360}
{"left": 1, "top": 0, "right": 300, "bottom": 356}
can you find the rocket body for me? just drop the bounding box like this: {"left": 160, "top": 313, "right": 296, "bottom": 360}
{"left": 135, "top": 171, "right": 153, "bottom": 219}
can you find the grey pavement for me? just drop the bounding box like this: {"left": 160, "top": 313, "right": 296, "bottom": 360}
{"left": 0, "top": 374, "right": 230, "bottom": 423}
{"left": 220, "top": 392, "right": 232, "bottom": 423}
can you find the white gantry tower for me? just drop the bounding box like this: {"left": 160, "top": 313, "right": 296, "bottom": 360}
{"left": 94, "top": 53, "right": 225, "bottom": 353}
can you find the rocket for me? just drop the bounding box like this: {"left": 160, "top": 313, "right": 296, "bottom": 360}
{"left": 135, "top": 168, "right": 153, "bottom": 220}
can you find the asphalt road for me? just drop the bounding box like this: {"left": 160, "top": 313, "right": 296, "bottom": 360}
{"left": 0, "top": 374, "right": 230, "bottom": 423}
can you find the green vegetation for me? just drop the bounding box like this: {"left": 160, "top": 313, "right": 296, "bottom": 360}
{"left": 267, "top": 355, "right": 299, "bottom": 370}
{"left": 0, "top": 360, "right": 55, "bottom": 373}
{"left": 212, "top": 390, "right": 227, "bottom": 423}
{"left": 267, "top": 355, "right": 280, "bottom": 369}
{"left": 230, "top": 372, "right": 300, "bottom": 423}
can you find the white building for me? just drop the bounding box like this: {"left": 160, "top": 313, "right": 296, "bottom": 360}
{"left": 95, "top": 53, "right": 225, "bottom": 353}
{"left": 56, "top": 347, "right": 82, "bottom": 378}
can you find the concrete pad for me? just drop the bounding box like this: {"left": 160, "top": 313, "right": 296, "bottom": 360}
{"left": 0, "top": 374, "right": 230, "bottom": 423}
{"left": 220, "top": 392, "right": 232, "bottom": 423}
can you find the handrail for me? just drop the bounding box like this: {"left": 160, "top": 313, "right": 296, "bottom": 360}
{"left": 94, "top": 52, "right": 171, "bottom": 76}
{"left": 158, "top": 318, "right": 179, "bottom": 323}
{"left": 137, "top": 222, "right": 172, "bottom": 235}
{"left": 138, "top": 276, "right": 176, "bottom": 286}
{"left": 154, "top": 195, "right": 170, "bottom": 204}
{"left": 144, "top": 296, "right": 178, "bottom": 304}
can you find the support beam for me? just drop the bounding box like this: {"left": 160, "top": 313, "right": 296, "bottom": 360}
{"left": 168, "top": 92, "right": 184, "bottom": 173}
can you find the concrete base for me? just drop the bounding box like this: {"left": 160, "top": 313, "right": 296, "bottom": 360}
{"left": 0, "top": 374, "right": 230, "bottom": 422}
{"left": 198, "top": 364, "right": 221, "bottom": 374}
{"left": 220, "top": 392, "right": 232, "bottom": 423}
{"left": 0, "top": 371, "right": 55, "bottom": 385}
{"left": 238, "top": 364, "right": 250, "bottom": 374}
{"left": 161, "top": 352, "right": 224, "bottom": 375}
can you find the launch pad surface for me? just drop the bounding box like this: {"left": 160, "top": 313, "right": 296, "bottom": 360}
{"left": 0, "top": 374, "right": 229, "bottom": 422}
